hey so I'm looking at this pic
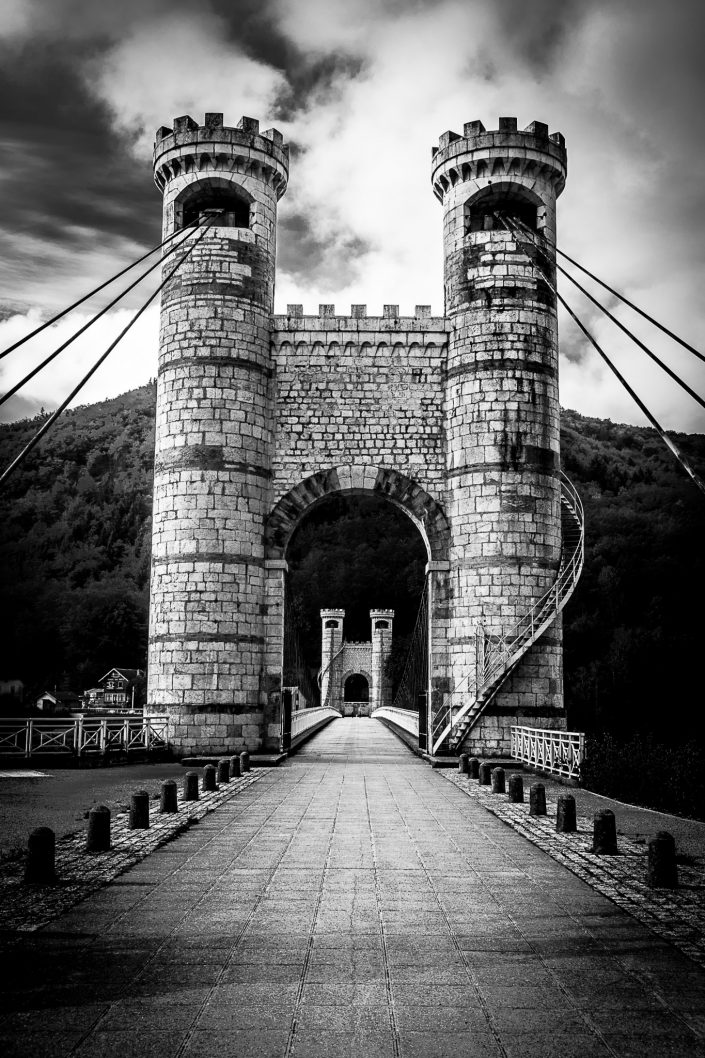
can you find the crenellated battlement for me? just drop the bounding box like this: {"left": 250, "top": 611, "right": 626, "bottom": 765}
{"left": 431, "top": 117, "right": 567, "bottom": 203}
{"left": 153, "top": 112, "right": 289, "bottom": 199}
{"left": 272, "top": 306, "right": 449, "bottom": 339}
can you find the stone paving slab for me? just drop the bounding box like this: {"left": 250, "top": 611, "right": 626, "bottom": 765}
{"left": 0, "top": 770, "right": 263, "bottom": 932}
{"left": 443, "top": 769, "right": 705, "bottom": 969}
{"left": 1, "top": 719, "right": 705, "bottom": 1058}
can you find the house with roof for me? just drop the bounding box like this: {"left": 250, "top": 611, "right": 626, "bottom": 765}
{"left": 97, "top": 668, "right": 145, "bottom": 710}
{"left": 35, "top": 690, "right": 82, "bottom": 714}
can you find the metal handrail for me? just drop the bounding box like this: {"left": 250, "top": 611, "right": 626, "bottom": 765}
{"left": 0, "top": 715, "right": 170, "bottom": 758}
{"left": 431, "top": 473, "right": 584, "bottom": 754}
{"left": 372, "top": 706, "right": 420, "bottom": 737}
{"left": 511, "top": 724, "right": 585, "bottom": 781}
{"left": 291, "top": 706, "right": 340, "bottom": 740}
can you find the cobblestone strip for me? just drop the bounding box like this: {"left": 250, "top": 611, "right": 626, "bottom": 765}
{"left": 443, "top": 771, "right": 705, "bottom": 969}
{"left": 0, "top": 771, "right": 263, "bottom": 933}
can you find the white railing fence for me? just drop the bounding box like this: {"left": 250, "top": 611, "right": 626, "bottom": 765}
{"left": 372, "top": 707, "right": 419, "bottom": 738}
{"left": 0, "top": 716, "right": 170, "bottom": 758}
{"left": 291, "top": 706, "right": 340, "bottom": 741}
{"left": 510, "top": 725, "right": 584, "bottom": 781}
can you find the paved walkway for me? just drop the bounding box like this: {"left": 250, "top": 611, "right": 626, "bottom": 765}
{"left": 2, "top": 719, "right": 705, "bottom": 1057}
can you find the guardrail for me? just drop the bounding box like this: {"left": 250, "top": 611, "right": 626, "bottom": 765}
{"left": 372, "top": 707, "right": 419, "bottom": 738}
{"left": 291, "top": 706, "right": 340, "bottom": 742}
{"left": 0, "top": 716, "right": 170, "bottom": 758}
{"left": 510, "top": 725, "right": 584, "bottom": 781}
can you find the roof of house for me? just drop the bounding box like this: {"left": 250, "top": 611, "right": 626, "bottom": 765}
{"left": 37, "top": 690, "right": 81, "bottom": 703}
{"left": 98, "top": 668, "right": 145, "bottom": 683}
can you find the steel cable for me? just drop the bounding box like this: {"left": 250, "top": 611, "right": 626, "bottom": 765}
{"left": 0, "top": 217, "right": 215, "bottom": 487}
{"left": 0, "top": 221, "right": 200, "bottom": 363}
{"left": 503, "top": 214, "right": 705, "bottom": 412}
{"left": 555, "top": 247, "right": 705, "bottom": 365}
{"left": 0, "top": 217, "right": 207, "bottom": 409}
{"left": 499, "top": 213, "right": 705, "bottom": 498}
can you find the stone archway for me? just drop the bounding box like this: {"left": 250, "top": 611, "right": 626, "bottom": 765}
{"left": 342, "top": 671, "right": 371, "bottom": 717}
{"left": 265, "top": 464, "right": 451, "bottom": 564}
{"left": 262, "top": 464, "right": 452, "bottom": 750}
{"left": 344, "top": 673, "right": 370, "bottom": 701}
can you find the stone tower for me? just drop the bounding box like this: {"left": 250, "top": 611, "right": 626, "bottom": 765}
{"left": 146, "top": 110, "right": 577, "bottom": 759}
{"left": 432, "top": 118, "right": 568, "bottom": 747}
{"left": 370, "top": 609, "right": 394, "bottom": 710}
{"left": 320, "top": 608, "right": 345, "bottom": 707}
{"left": 147, "top": 113, "right": 289, "bottom": 756}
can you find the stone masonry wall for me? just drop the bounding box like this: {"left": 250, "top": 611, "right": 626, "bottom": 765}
{"left": 271, "top": 308, "right": 448, "bottom": 502}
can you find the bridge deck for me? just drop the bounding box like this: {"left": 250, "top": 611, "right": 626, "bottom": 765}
{"left": 2, "top": 718, "right": 704, "bottom": 1057}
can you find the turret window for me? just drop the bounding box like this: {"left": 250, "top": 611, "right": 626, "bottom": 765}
{"left": 466, "top": 186, "right": 539, "bottom": 234}
{"left": 176, "top": 181, "right": 252, "bottom": 230}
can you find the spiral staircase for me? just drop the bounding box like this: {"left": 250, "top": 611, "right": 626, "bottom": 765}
{"left": 431, "top": 473, "right": 584, "bottom": 755}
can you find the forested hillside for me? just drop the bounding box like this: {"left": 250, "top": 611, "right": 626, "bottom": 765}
{"left": 1, "top": 383, "right": 703, "bottom": 742}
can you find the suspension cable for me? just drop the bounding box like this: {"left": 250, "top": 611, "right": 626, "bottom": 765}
{"left": 0, "top": 218, "right": 207, "bottom": 409}
{"left": 0, "top": 221, "right": 199, "bottom": 364}
{"left": 0, "top": 218, "right": 215, "bottom": 488}
{"left": 556, "top": 247, "right": 705, "bottom": 365}
{"left": 500, "top": 213, "right": 705, "bottom": 498}
{"left": 506, "top": 214, "right": 705, "bottom": 412}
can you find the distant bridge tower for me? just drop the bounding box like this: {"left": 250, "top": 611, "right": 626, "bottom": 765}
{"left": 319, "top": 609, "right": 394, "bottom": 714}
{"left": 320, "top": 608, "right": 345, "bottom": 707}
{"left": 370, "top": 609, "right": 394, "bottom": 710}
{"left": 432, "top": 118, "right": 568, "bottom": 747}
{"left": 147, "top": 114, "right": 288, "bottom": 757}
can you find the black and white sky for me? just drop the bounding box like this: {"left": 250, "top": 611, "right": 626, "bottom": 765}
{"left": 0, "top": 0, "right": 704, "bottom": 432}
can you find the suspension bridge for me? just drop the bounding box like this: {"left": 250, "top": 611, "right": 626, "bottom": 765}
{"left": 1, "top": 112, "right": 705, "bottom": 1058}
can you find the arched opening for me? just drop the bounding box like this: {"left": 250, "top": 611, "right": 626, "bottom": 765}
{"left": 465, "top": 184, "right": 539, "bottom": 234}
{"left": 283, "top": 491, "right": 428, "bottom": 702}
{"left": 344, "top": 674, "right": 369, "bottom": 702}
{"left": 324, "top": 619, "right": 339, "bottom": 629}
{"left": 175, "top": 179, "right": 252, "bottom": 230}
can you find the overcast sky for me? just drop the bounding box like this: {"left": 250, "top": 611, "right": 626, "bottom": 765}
{"left": 0, "top": 0, "right": 703, "bottom": 434}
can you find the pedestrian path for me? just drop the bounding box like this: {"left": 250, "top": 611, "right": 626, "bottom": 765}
{"left": 2, "top": 718, "right": 705, "bottom": 1057}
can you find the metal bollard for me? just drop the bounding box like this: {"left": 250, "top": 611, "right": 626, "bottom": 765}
{"left": 491, "top": 767, "right": 506, "bottom": 794}
{"left": 647, "top": 831, "right": 678, "bottom": 889}
{"left": 183, "top": 771, "right": 200, "bottom": 801}
{"left": 458, "top": 753, "right": 470, "bottom": 775}
{"left": 507, "top": 774, "right": 524, "bottom": 803}
{"left": 229, "top": 754, "right": 242, "bottom": 778}
{"left": 130, "top": 790, "right": 150, "bottom": 829}
{"left": 160, "top": 780, "right": 178, "bottom": 814}
{"left": 217, "top": 759, "right": 230, "bottom": 785}
{"left": 556, "top": 794, "right": 577, "bottom": 833}
{"left": 478, "top": 762, "right": 492, "bottom": 786}
{"left": 529, "top": 783, "right": 547, "bottom": 816}
{"left": 203, "top": 764, "right": 218, "bottom": 792}
{"left": 24, "top": 827, "right": 57, "bottom": 884}
{"left": 86, "top": 805, "right": 111, "bottom": 852}
{"left": 592, "top": 809, "right": 618, "bottom": 854}
{"left": 468, "top": 757, "right": 480, "bottom": 780}
{"left": 240, "top": 750, "right": 251, "bottom": 774}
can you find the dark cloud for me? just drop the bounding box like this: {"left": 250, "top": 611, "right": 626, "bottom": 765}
{"left": 490, "top": 0, "right": 595, "bottom": 72}
{"left": 278, "top": 211, "right": 369, "bottom": 287}
{"left": 0, "top": 40, "right": 159, "bottom": 313}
